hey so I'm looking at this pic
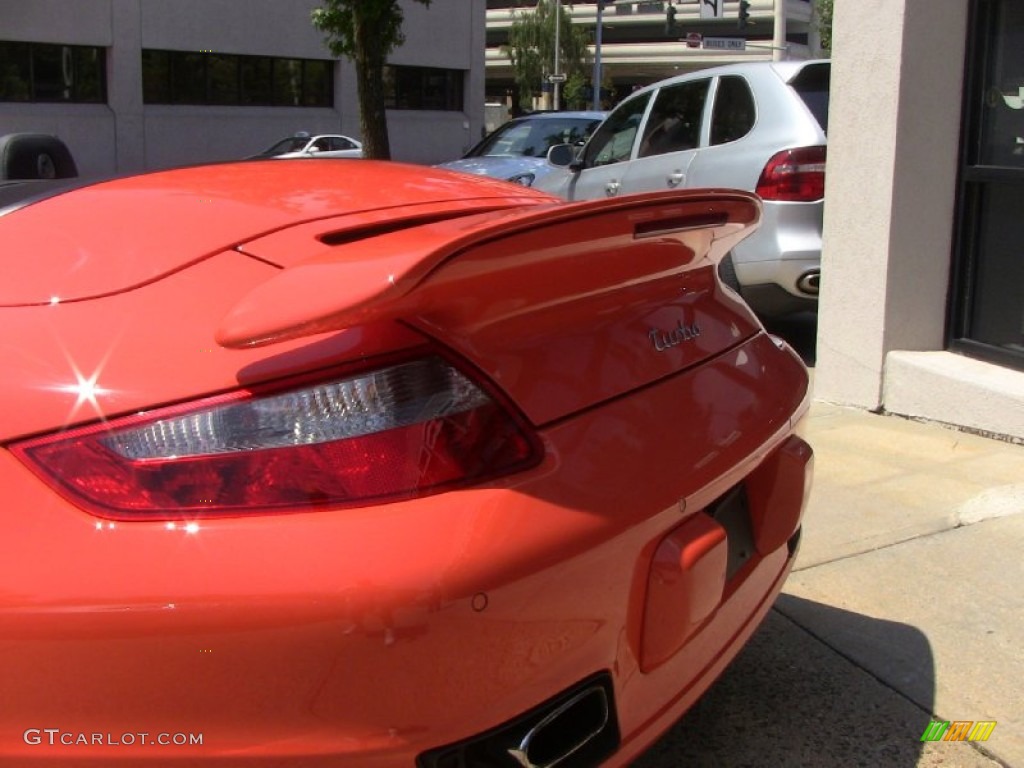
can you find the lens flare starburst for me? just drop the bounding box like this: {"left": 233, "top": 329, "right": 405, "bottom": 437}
{"left": 54, "top": 364, "right": 113, "bottom": 424}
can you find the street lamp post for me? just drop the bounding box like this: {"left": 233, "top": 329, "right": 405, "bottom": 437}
{"left": 772, "top": 0, "right": 787, "bottom": 61}
{"left": 553, "top": 0, "right": 562, "bottom": 110}
{"left": 593, "top": 0, "right": 604, "bottom": 110}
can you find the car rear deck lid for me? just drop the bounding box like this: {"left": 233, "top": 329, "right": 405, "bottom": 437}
{"left": 0, "top": 162, "right": 547, "bottom": 306}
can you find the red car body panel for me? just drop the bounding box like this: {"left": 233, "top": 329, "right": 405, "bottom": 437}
{"left": 0, "top": 162, "right": 541, "bottom": 307}
{"left": 0, "top": 161, "right": 811, "bottom": 766}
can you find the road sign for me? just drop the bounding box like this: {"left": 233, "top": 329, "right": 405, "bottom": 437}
{"left": 686, "top": 32, "right": 703, "bottom": 49}
{"left": 700, "top": 0, "right": 723, "bottom": 19}
{"left": 703, "top": 37, "right": 746, "bottom": 51}
{"left": 547, "top": 73, "right": 567, "bottom": 83}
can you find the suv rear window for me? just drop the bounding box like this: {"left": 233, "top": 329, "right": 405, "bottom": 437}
{"left": 789, "top": 62, "right": 831, "bottom": 134}
{"left": 710, "top": 76, "right": 756, "bottom": 146}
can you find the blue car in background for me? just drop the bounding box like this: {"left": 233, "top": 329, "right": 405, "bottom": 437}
{"left": 437, "top": 111, "right": 605, "bottom": 187}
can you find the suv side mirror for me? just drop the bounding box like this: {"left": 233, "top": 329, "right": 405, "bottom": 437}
{"left": 546, "top": 143, "right": 582, "bottom": 171}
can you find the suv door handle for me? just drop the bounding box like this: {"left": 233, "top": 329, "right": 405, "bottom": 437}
{"left": 667, "top": 171, "right": 685, "bottom": 188}
{"left": 605, "top": 180, "right": 620, "bottom": 197}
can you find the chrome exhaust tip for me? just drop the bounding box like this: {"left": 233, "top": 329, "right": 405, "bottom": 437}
{"left": 796, "top": 271, "right": 820, "bottom": 295}
{"left": 417, "top": 673, "right": 620, "bottom": 768}
{"left": 508, "top": 686, "right": 610, "bottom": 768}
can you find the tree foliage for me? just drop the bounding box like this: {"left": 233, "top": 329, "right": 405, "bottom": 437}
{"left": 562, "top": 71, "right": 589, "bottom": 110}
{"left": 503, "top": 1, "right": 592, "bottom": 112}
{"left": 311, "top": 0, "right": 431, "bottom": 159}
{"left": 815, "top": 0, "right": 833, "bottom": 53}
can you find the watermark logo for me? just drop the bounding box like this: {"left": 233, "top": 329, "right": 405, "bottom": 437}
{"left": 24, "top": 729, "right": 203, "bottom": 748}
{"left": 920, "top": 720, "right": 997, "bottom": 742}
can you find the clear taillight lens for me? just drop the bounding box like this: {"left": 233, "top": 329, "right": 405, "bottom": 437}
{"left": 755, "top": 146, "right": 826, "bottom": 202}
{"left": 12, "top": 356, "right": 540, "bottom": 520}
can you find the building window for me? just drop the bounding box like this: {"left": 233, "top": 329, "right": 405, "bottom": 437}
{"left": 384, "top": 66, "right": 464, "bottom": 111}
{"left": 952, "top": 0, "right": 1024, "bottom": 369}
{"left": 142, "top": 50, "right": 333, "bottom": 107}
{"left": 0, "top": 41, "right": 105, "bottom": 103}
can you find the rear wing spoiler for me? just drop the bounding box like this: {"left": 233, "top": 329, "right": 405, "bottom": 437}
{"left": 216, "top": 189, "right": 761, "bottom": 349}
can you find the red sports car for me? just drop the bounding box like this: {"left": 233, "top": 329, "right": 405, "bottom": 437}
{"left": 0, "top": 160, "right": 811, "bottom": 767}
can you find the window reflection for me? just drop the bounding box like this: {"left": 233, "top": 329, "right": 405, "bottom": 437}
{"left": 0, "top": 41, "right": 105, "bottom": 103}
{"left": 383, "top": 66, "right": 465, "bottom": 111}
{"left": 978, "top": 1, "right": 1024, "bottom": 166}
{"left": 953, "top": 0, "right": 1024, "bottom": 369}
{"left": 142, "top": 50, "right": 333, "bottom": 108}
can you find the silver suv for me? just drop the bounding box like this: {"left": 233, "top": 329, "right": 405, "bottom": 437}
{"left": 536, "top": 60, "right": 830, "bottom": 317}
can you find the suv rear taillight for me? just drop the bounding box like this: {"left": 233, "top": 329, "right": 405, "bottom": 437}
{"left": 755, "top": 146, "right": 826, "bottom": 202}
{"left": 12, "top": 356, "right": 540, "bottom": 520}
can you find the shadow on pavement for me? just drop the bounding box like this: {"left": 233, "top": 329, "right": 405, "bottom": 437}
{"left": 633, "top": 596, "right": 935, "bottom": 767}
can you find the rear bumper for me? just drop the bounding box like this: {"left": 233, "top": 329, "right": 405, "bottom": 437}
{"left": 423, "top": 518, "right": 805, "bottom": 768}
{"left": 0, "top": 334, "right": 811, "bottom": 767}
{"left": 607, "top": 528, "right": 801, "bottom": 767}
{"left": 731, "top": 199, "right": 822, "bottom": 316}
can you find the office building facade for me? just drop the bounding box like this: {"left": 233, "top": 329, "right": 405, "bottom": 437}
{"left": 0, "top": 0, "right": 484, "bottom": 174}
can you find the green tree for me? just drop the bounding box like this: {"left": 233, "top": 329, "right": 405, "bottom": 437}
{"left": 815, "top": 0, "right": 833, "bottom": 54}
{"left": 563, "top": 71, "right": 589, "bottom": 110}
{"left": 311, "top": 0, "right": 431, "bottom": 159}
{"left": 503, "top": 0, "right": 591, "bottom": 112}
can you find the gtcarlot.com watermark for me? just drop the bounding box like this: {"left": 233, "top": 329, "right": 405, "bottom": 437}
{"left": 24, "top": 729, "right": 203, "bottom": 747}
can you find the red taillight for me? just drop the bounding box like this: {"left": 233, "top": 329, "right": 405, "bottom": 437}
{"left": 12, "top": 356, "right": 540, "bottom": 520}
{"left": 755, "top": 146, "right": 826, "bottom": 202}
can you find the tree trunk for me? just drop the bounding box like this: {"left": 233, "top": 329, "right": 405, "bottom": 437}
{"left": 353, "top": 8, "right": 391, "bottom": 160}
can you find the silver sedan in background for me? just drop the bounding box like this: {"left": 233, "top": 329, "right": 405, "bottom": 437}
{"left": 250, "top": 132, "right": 363, "bottom": 159}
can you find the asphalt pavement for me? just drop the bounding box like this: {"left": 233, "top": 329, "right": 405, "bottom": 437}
{"left": 632, "top": 315, "right": 1024, "bottom": 767}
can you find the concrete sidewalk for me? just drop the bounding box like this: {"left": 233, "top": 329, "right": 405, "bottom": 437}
{"left": 634, "top": 400, "right": 1023, "bottom": 768}
{"left": 786, "top": 402, "right": 1024, "bottom": 766}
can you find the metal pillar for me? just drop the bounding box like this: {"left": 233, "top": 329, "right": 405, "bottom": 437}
{"left": 553, "top": 0, "right": 562, "bottom": 110}
{"left": 593, "top": 1, "right": 604, "bottom": 110}
{"left": 773, "top": 0, "right": 787, "bottom": 61}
